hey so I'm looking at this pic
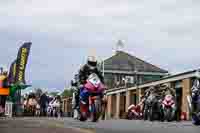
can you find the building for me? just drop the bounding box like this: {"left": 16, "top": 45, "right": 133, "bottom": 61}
{"left": 62, "top": 97, "right": 73, "bottom": 117}
{"left": 101, "top": 50, "right": 168, "bottom": 117}
{"left": 103, "top": 51, "right": 168, "bottom": 90}
{"left": 105, "top": 69, "right": 200, "bottom": 120}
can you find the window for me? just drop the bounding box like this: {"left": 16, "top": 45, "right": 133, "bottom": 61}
{"left": 125, "top": 76, "right": 134, "bottom": 84}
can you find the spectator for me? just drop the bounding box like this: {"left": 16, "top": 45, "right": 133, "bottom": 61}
{"left": 39, "top": 93, "right": 48, "bottom": 116}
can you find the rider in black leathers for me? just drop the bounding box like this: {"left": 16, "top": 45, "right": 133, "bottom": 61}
{"left": 71, "top": 74, "right": 79, "bottom": 110}
{"left": 73, "top": 56, "right": 104, "bottom": 109}
{"left": 78, "top": 56, "right": 104, "bottom": 85}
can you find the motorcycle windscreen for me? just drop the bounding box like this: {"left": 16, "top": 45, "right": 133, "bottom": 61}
{"left": 84, "top": 81, "right": 104, "bottom": 93}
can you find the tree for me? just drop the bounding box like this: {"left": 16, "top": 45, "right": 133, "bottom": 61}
{"left": 35, "top": 88, "right": 43, "bottom": 96}
{"left": 34, "top": 88, "right": 43, "bottom": 101}
{"left": 49, "top": 92, "right": 59, "bottom": 97}
{"left": 61, "top": 89, "right": 73, "bottom": 97}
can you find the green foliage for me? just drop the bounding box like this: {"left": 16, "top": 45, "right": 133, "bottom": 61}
{"left": 49, "top": 92, "right": 59, "bottom": 97}
{"left": 34, "top": 88, "right": 43, "bottom": 97}
{"left": 61, "top": 88, "right": 73, "bottom": 97}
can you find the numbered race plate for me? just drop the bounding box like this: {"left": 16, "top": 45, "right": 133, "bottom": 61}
{"left": 88, "top": 73, "right": 101, "bottom": 87}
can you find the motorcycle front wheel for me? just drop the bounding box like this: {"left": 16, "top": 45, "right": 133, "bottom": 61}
{"left": 149, "top": 107, "right": 154, "bottom": 121}
{"left": 143, "top": 108, "right": 148, "bottom": 121}
{"left": 166, "top": 108, "right": 172, "bottom": 122}
{"left": 91, "top": 98, "right": 102, "bottom": 122}
{"left": 79, "top": 112, "right": 87, "bottom": 121}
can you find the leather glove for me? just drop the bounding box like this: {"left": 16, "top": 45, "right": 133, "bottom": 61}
{"left": 79, "top": 84, "right": 84, "bottom": 88}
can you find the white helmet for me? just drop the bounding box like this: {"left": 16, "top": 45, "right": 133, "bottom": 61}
{"left": 87, "top": 56, "right": 97, "bottom": 68}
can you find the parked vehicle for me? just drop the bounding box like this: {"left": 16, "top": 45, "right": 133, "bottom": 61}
{"left": 47, "top": 105, "right": 52, "bottom": 117}
{"left": 127, "top": 104, "right": 143, "bottom": 120}
{"left": 162, "top": 94, "right": 176, "bottom": 122}
{"left": 79, "top": 73, "right": 105, "bottom": 122}
{"left": 143, "top": 92, "right": 163, "bottom": 121}
{"left": 188, "top": 79, "right": 200, "bottom": 125}
{"left": 48, "top": 98, "right": 61, "bottom": 117}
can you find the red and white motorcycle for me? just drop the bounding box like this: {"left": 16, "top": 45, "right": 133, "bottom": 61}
{"left": 162, "top": 94, "right": 176, "bottom": 122}
{"left": 127, "top": 104, "right": 143, "bottom": 120}
{"left": 79, "top": 73, "right": 105, "bottom": 122}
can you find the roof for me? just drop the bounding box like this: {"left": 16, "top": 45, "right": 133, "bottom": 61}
{"left": 103, "top": 51, "right": 168, "bottom": 73}
{"left": 106, "top": 69, "right": 199, "bottom": 94}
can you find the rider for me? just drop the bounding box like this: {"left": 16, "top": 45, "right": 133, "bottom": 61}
{"left": 191, "top": 79, "right": 200, "bottom": 125}
{"left": 71, "top": 74, "right": 79, "bottom": 109}
{"left": 75, "top": 56, "right": 104, "bottom": 108}
{"left": 78, "top": 56, "right": 104, "bottom": 85}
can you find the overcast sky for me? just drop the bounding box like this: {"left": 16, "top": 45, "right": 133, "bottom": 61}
{"left": 0, "top": 0, "right": 198, "bottom": 91}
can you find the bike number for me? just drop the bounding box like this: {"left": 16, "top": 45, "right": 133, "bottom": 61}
{"left": 88, "top": 75, "right": 100, "bottom": 86}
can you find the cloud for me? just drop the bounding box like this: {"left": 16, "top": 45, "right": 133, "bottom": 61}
{"left": 0, "top": 0, "right": 199, "bottom": 90}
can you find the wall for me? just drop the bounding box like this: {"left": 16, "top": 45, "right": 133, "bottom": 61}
{"left": 104, "top": 73, "right": 164, "bottom": 90}
{"left": 106, "top": 77, "right": 193, "bottom": 120}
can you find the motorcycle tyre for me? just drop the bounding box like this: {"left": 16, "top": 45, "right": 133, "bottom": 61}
{"left": 143, "top": 109, "right": 148, "bottom": 121}
{"left": 165, "top": 108, "right": 172, "bottom": 122}
{"left": 192, "top": 113, "right": 200, "bottom": 126}
{"left": 127, "top": 112, "right": 134, "bottom": 120}
{"left": 91, "top": 99, "right": 101, "bottom": 122}
{"left": 160, "top": 108, "right": 165, "bottom": 122}
{"left": 149, "top": 107, "right": 154, "bottom": 121}
{"left": 79, "top": 112, "right": 87, "bottom": 122}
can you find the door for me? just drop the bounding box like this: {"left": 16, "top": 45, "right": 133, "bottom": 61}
{"left": 175, "top": 87, "right": 182, "bottom": 121}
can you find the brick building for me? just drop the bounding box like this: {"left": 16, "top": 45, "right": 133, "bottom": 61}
{"left": 101, "top": 50, "right": 168, "bottom": 118}
{"left": 105, "top": 69, "right": 199, "bottom": 120}
{"left": 62, "top": 97, "right": 73, "bottom": 117}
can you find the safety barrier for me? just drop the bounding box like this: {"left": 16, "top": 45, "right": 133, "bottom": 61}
{"left": 5, "top": 101, "right": 13, "bottom": 117}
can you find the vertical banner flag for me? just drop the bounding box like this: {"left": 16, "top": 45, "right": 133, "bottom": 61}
{"left": 15, "top": 42, "right": 32, "bottom": 84}
{"left": 8, "top": 59, "right": 17, "bottom": 84}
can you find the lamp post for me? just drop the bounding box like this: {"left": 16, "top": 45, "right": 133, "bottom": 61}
{"left": 99, "top": 58, "right": 105, "bottom": 77}
{"left": 102, "top": 59, "right": 105, "bottom": 77}
{"left": 134, "top": 69, "right": 139, "bottom": 103}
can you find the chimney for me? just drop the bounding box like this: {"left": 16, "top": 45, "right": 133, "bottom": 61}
{"left": 116, "top": 40, "right": 124, "bottom": 53}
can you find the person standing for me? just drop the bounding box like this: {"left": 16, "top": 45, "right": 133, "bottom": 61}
{"left": 0, "top": 69, "right": 9, "bottom": 116}
{"left": 39, "top": 92, "right": 48, "bottom": 117}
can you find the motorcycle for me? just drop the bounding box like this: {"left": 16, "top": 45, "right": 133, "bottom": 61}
{"left": 127, "top": 104, "right": 143, "bottom": 120}
{"left": 79, "top": 73, "right": 105, "bottom": 122}
{"left": 187, "top": 79, "right": 200, "bottom": 125}
{"left": 143, "top": 93, "right": 163, "bottom": 121}
{"left": 162, "top": 94, "right": 176, "bottom": 122}
{"left": 48, "top": 99, "right": 61, "bottom": 117}
{"left": 47, "top": 105, "right": 52, "bottom": 117}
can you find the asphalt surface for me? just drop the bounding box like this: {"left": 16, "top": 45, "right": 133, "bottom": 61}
{"left": 0, "top": 117, "right": 86, "bottom": 133}
{"left": 64, "top": 118, "right": 200, "bottom": 133}
{"left": 1, "top": 117, "right": 200, "bottom": 133}
{"left": 96, "top": 120, "right": 200, "bottom": 133}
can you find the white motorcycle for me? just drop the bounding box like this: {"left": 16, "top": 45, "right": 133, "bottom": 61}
{"left": 48, "top": 99, "right": 61, "bottom": 117}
